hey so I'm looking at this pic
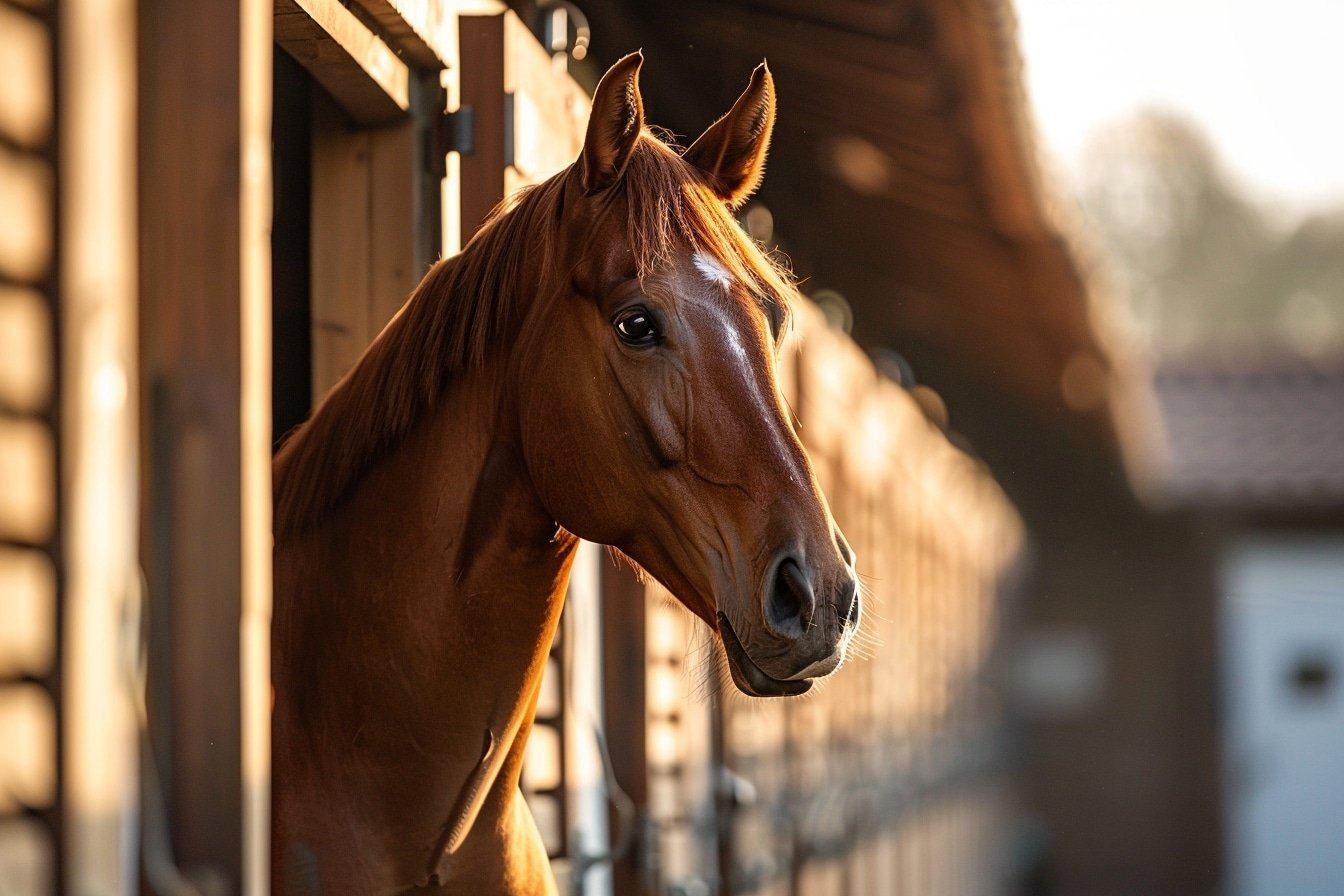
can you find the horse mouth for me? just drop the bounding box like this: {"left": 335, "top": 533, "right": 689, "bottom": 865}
{"left": 717, "top": 612, "right": 812, "bottom": 697}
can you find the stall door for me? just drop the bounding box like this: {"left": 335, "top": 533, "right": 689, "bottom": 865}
{"left": 1223, "top": 537, "right": 1344, "bottom": 896}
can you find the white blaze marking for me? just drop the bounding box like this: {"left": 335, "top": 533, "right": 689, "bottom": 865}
{"left": 692, "top": 251, "right": 751, "bottom": 373}
{"left": 693, "top": 251, "right": 733, "bottom": 292}
{"left": 722, "top": 315, "right": 751, "bottom": 366}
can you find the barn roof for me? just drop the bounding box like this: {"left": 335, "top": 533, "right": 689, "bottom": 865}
{"left": 576, "top": 0, "right": 1133, "bottom": 451}
{"left": 1144, "top": 357, "right": 1344, "bottom": 509}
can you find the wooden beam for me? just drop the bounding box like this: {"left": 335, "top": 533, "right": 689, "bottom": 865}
{"left": 275, "top": 0, "right": 409, "bottom": 125}
{"left": 349, "top": 0, "right": 455, "bottom": 70}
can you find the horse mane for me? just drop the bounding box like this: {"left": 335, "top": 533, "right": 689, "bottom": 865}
{"left": 273, "top": 131, "right": 796, "bottom": 539}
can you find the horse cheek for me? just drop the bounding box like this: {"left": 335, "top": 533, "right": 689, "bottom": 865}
{"left": 638, "top": 367, "right": 688, "bottom": 467}
{"left": 518, "top": 370, "right": 631, "bottom": 543}
{"left": 603, "top": 358, "right": 687, "bottom": 470}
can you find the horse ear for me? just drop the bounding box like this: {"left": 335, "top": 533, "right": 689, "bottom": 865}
{"left": 580, "top": 51, "right": 645, "bottom": 193}
{"left": 682, "top": 62, "right": 776, "bottom": 208}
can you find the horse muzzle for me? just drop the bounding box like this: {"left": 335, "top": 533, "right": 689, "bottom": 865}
{"left": 717, "top": 557, "right": 861, "bottom": 697}
{"left": 718, "top": 612, "right": 814, "bottom": 697}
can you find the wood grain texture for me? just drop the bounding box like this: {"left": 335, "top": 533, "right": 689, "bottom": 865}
{"left": 309, "top": 91, "right": 418, "bottom": 397}
{"left": 137, "top": 0, "right": 269, "bottom": 883}
{"left": 275, "top": 0, "right": 409, "bottom": 125}
{"left": 350, "top": 0, "right": 454, "bottom": 69}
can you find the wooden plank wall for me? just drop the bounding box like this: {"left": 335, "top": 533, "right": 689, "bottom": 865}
{"left": 309, "top": 96, "right": 419, "bottom": 396}
{"left": 273, "top": 0, "right": 430, "bottom": 401}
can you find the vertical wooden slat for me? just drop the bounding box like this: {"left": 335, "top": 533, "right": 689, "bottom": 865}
{"left": 138, "top": 0, "right": 269, "bottom": 887}
{"left": 562, "top": 541, "right": 615, "bottom": 895}
{"left": 240, "top": 0, "right": 274, "bottom": 891}
{"left": 457, "top": 15, "right": 507, "bottom": 239}
{"left": 601, "top": 566, "right": 648, "bottom": 896}
{"left": 457, "top": 12, "right": 589, "bottom": 240}
{"left": 60, "top": 0, "right": 140, "bottom": 890}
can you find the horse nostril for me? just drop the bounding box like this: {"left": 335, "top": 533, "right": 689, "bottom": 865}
{"left": 766, "top": 558, "right": 815, "bottom": 639}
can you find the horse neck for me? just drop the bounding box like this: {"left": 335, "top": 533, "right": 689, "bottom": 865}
{"left": 273, "top": 357, "right": 578, "bottom": 858}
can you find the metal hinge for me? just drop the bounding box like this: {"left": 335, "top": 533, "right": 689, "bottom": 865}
{"left": 428, "top": 105, "right": 474, "bottom": 177}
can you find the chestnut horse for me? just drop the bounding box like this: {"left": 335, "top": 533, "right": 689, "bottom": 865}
{"left": 272, "top": 54, "right": 860, "bottom": 895}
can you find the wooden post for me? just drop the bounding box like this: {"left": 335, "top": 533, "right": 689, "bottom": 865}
{"left": 457, "top": 15, "right": 508, "bottom": 239}
{"left": 61, "top": 0, "right": 142, "bottom": 889}
{"left": 137, "top": 0, "right": 271, "bottom": 889}
{"left": 457, "top": 12, "right": 590, "bottom": 238}
{"left": 601, "top": 566, "right": 649, "bottom": 896}
{"left": 240, "top": 1, "right": 274, "bottom": 891}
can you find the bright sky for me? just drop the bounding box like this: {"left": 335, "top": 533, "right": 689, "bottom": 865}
{"left": 1013, "top": 0, "right": 1344, "bottom": 213}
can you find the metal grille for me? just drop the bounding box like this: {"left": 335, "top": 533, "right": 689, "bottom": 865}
{"left": 527, "top": 606, "right": 572, "bottom": 864}
{"left": 525, "top": 541, "right": 616, "bottom": 896}
{"left": 720, "top": 303, "right": 1020, "bottom": 895}
{"left": 642, "top": 595, "right": 719, "bottom": 896}
{"left": 0, "top": 0, "right": 61, "bottom": 890}
{"left": 630, "top": 300, "right": 1024, "bottom": 896}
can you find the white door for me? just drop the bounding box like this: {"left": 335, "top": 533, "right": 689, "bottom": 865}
{"left": 1223, "top": 537, "right": 1344, "bottom": 896}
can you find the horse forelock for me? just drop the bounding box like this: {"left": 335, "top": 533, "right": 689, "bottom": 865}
{"left": 621, "top": 134, "right": 796, "bottom": 306}
{"left": 273, "top": 130, "right": 795, "bottom": 539}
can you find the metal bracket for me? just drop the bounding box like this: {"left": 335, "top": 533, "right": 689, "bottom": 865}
{"left": 428, "top": 105, "right": 474, "bottom": 177}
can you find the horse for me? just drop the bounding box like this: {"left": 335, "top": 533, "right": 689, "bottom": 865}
{"left": 271, "top": 52, "right": 861, "bottom": 895}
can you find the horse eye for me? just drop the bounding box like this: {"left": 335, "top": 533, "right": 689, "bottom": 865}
{"left": 613, "top": 308, "right": 660, "bottom": 346}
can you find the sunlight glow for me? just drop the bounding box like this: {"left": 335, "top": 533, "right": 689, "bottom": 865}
{"left": 1014, "top": 0, "right": 1344, "bottom": 211}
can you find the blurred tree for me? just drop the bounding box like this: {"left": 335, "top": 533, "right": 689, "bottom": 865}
{"left": 1077, "top": 111, "right": 1344, "bottom": 358}
{"left": 1254, "top": 211, "right": 1344, "bottom": 357}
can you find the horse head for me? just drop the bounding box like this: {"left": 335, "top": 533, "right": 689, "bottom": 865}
{"left": 511, "top": 54, "right": 860, "bottom": 696}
